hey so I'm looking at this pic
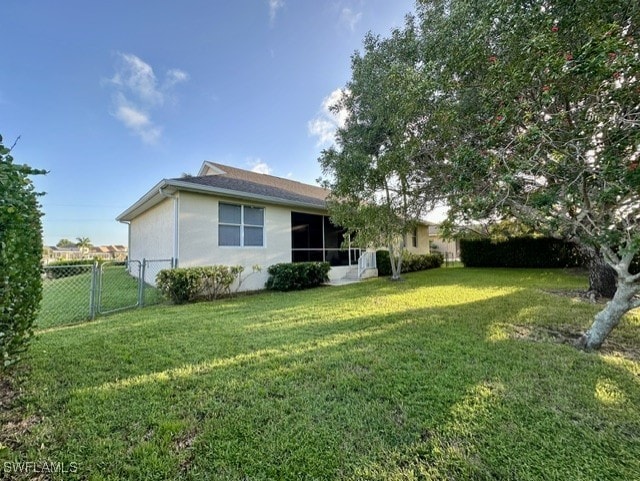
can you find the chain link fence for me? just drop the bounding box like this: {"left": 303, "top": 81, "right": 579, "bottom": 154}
{"left": 38, "top": 258, "right": 175, "bottom": 329}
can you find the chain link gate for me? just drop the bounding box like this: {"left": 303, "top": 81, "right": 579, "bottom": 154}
{"left": 40, "top": 258, "right": 175, "bottom": 328}
{"left": 96, "top": 260, "right": 142, "bottom": 315}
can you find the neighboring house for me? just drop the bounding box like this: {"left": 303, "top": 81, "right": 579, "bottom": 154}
{"left": 43, "top": 245, "right": 129, "bottom": 264}
{"left": 428, "top": 224, "right": 461, "bottom": 260}
{"left": 90, "top": 245, "right": 128, "bottom": 261}
{"left": 118, "top": 161, "right": 431, "bottom": 290}
{"left": 43, "top": 246, "right": 84, "bottom": 263}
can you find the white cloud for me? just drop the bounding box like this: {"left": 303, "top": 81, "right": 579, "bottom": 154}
{"left": 308, "top": 118, "right": 339, "bottom": 146}
{"left": 110, "top": 53, "right": 163, "bottom": 106}
{"left": 164, "top": 69, "right": 190, "bottom": 90}
{"left": 339, "top": 7, "right": 362, "bottom": 31}
{"left": 248, "top": 158, "right": 273, "bottom": 175}
{"left": 308, "top": 88, "right": 349, "bottom": 147}
{"left": 112, "top": 93, "right": 162, "bottom": 144}
{"left": 106, "top": 52, "right": 188, "bottom": 144}
{"left": 268, "top": 0, "right": 285, "bottom": 24}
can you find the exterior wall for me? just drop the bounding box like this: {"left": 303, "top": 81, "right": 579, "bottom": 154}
{"left": 428, "top": 226, "right": 461, "bottom": 260}
{"left": 177, "top": 192, "right": 294, "bottom": 291}
{"left": 129, "top": 198, "right": 175, "bottom": 262}
{"left": 430, "top": 236, "right": 460, "bottom": 260}
{"left": 405, "top": 225, "right": 431, "bottom": 255}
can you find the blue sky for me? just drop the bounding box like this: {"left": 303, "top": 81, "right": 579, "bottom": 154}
{"left": 2, "top": 0, "right": 416, "bottom": 246}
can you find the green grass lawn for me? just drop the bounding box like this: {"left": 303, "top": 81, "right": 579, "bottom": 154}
{"left": 6, "top": 268, "right": 640, "bottom": 480}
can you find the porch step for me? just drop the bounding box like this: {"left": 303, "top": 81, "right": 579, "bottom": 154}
{"left": 345, "top": 267, "right": 360, "bottom": 280}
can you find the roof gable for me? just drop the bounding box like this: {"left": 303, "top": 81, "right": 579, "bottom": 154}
{"left": 117, "top": 161, "right": 329, "bottom": 222}
{"left": 193, "top": 162, "right": 328, "bottom": 202}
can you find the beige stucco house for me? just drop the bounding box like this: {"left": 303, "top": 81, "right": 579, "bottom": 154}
{"left": 118, "top": 162, "right": 401, "bottom": 290}
{"left": 428, "top": 224, "right": 461, "bottom": 260}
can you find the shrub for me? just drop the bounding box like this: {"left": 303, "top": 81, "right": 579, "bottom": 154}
{"left": 376, "top": 250, "right": 443, "bottom": 277}
{"left": 376, "top": 251, "right": 392, "bottom": 277}
{"left": 265, "top": 262, "right": 330, "bottom": 291}
{"left": 0, "top": 135, "right": 45, "bottom": 371}
{"left": 460, "top": 237, "right": 580, "bottom": 268}
{"left": 156, "top": 265, "right": 244, "bottom": 304}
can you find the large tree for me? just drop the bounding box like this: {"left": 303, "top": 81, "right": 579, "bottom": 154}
{"left": 323, "top": 0, "right": 639, "bottom": 348}
{"left": 415, "top": 0, "right": 640, "bottom": 349}
{"left": 319, "top": 24, "right": 438, "bottom": 279}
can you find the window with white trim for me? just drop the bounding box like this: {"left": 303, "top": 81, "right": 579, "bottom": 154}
{"left": 218, "top": 203, "right": 264, "bottom": 247}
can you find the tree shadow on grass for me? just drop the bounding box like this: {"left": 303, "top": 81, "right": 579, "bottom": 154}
{"left": 15, "top": 285, "right": 640, "bottom": 480}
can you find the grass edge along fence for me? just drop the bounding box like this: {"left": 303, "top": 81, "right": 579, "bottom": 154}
{"left": 39, "top": 259, "right": 174, "bottom": 329}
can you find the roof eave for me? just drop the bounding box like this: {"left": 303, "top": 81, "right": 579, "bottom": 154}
{"left": 116, "top": 179, "right": 175, "bottom": 222}
{"left": 116, "top": 179, "right": 327, "bottom": 222}
{"left": 169, "top": 179, "right": 327, "bottom": 210}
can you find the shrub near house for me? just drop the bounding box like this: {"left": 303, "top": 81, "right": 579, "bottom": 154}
{"left": 156, "top": 266, "right": 244, "bottom": 304}
{"left": 265, "top": 262, "right": 330, "bottom": 291}
{"left": 376, "top": 251, "right": 443, "bottom": 277}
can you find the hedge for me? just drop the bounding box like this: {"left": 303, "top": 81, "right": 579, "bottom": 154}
{"left": 460, "top": 237, "right": 580, "bottom": 268}
{"left": 1, "top": 136, "right": 45, "bottom": 371}
{"left": 265, "top": 262, "right": 330, "bottom": 291}
{"left": 376, "top": 251, "right": 444, "bottom": 277}
{"left": 156, "top": 266, "right": 244, "bottom": 304}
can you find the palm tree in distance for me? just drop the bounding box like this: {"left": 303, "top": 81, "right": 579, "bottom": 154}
{"left": 75, "top": 237, "right": 92, "bottom": 254}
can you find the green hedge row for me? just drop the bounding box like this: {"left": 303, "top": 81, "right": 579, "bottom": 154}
{"left": 1, "top": 135, "right": 45, "bottom": 371}
{"left": 376, "top": 251, "right": 444, "bottom": 277}
{"left": 265, "top": 262, "right": 330, "bottom": 291}
{"left": 44, "top": 259, "right": 126, "bottom": 279}
{"left": 460, "top": 237, "right": 580, "bottom": 268}
{"left": 156, "top": 266, "right": 243, "bottom": 304}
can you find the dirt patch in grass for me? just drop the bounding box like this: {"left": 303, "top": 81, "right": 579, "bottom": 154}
{"left": 510, "top": 323, "right": 640, "bottom": 361}
{"left": 541, "top": 288, "right": 609, "bottom": 304}
{"left": 0, "top": 376, "right": 18, "bottom": 412}
{"left": 1, "top": 373, "right": 43, "bottom": 457}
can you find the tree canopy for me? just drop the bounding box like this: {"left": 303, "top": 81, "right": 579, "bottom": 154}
{"left": 322, "top": 0, "right": 640, "bottom": 349}
{"left": 319, "top": 25, "right": 438, "bottom": 279}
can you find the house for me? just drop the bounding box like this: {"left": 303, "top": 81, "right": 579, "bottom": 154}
{"left": 428, "top": 224, "right": 461, "bottom": 260}
{"left": 43, "top": 245, "right": 129, "bottom": 264}
{"left": 43, "top": 246, "right": 84, "bottom": 264}
{"left": 90, "top": 245, "right": 128, "bottom": 261}
{"left": 117, "top": 161, "right": 432, "bottom": 290}
{"left": 404, "top": 224, "right": 432, "bottom": 256}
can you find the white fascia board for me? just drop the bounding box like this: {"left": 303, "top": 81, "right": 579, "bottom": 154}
{"left": 197, "top": 161, "right": 226, "bottom": 176}
{"left": 116, "top": 180, "right": 176, "bottom": 222}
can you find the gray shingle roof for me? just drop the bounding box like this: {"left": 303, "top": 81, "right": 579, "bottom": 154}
{"left": 173, "top": 162, "right": 329, "bottom": 208}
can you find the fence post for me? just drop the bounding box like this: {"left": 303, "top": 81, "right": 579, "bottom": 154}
{"left": 89, "top": 262, "right": 98, "bottom": 320}
{"left": 138, "top": 259, "right": 146, "bottom": 308}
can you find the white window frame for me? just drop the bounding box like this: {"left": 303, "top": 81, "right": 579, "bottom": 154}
{"left": 218, "top": 202, "right": 265, "bottom": 247}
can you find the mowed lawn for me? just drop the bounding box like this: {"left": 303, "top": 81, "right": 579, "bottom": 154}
{"left": 9, "top": 268, "right": 640, "bottom": 480}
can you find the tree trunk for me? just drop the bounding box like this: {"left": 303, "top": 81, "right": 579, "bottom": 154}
{"left": 388, "top": 244, "right": 402, "bottom": 281}
{"left": 579, "top": 245, "right": 617, "bottom": 298}
{"left": 588, "top": 254, "right": 617, "bottom": 299}
{"left": 579, "top": 280, "right": 638, "bottom": 350}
